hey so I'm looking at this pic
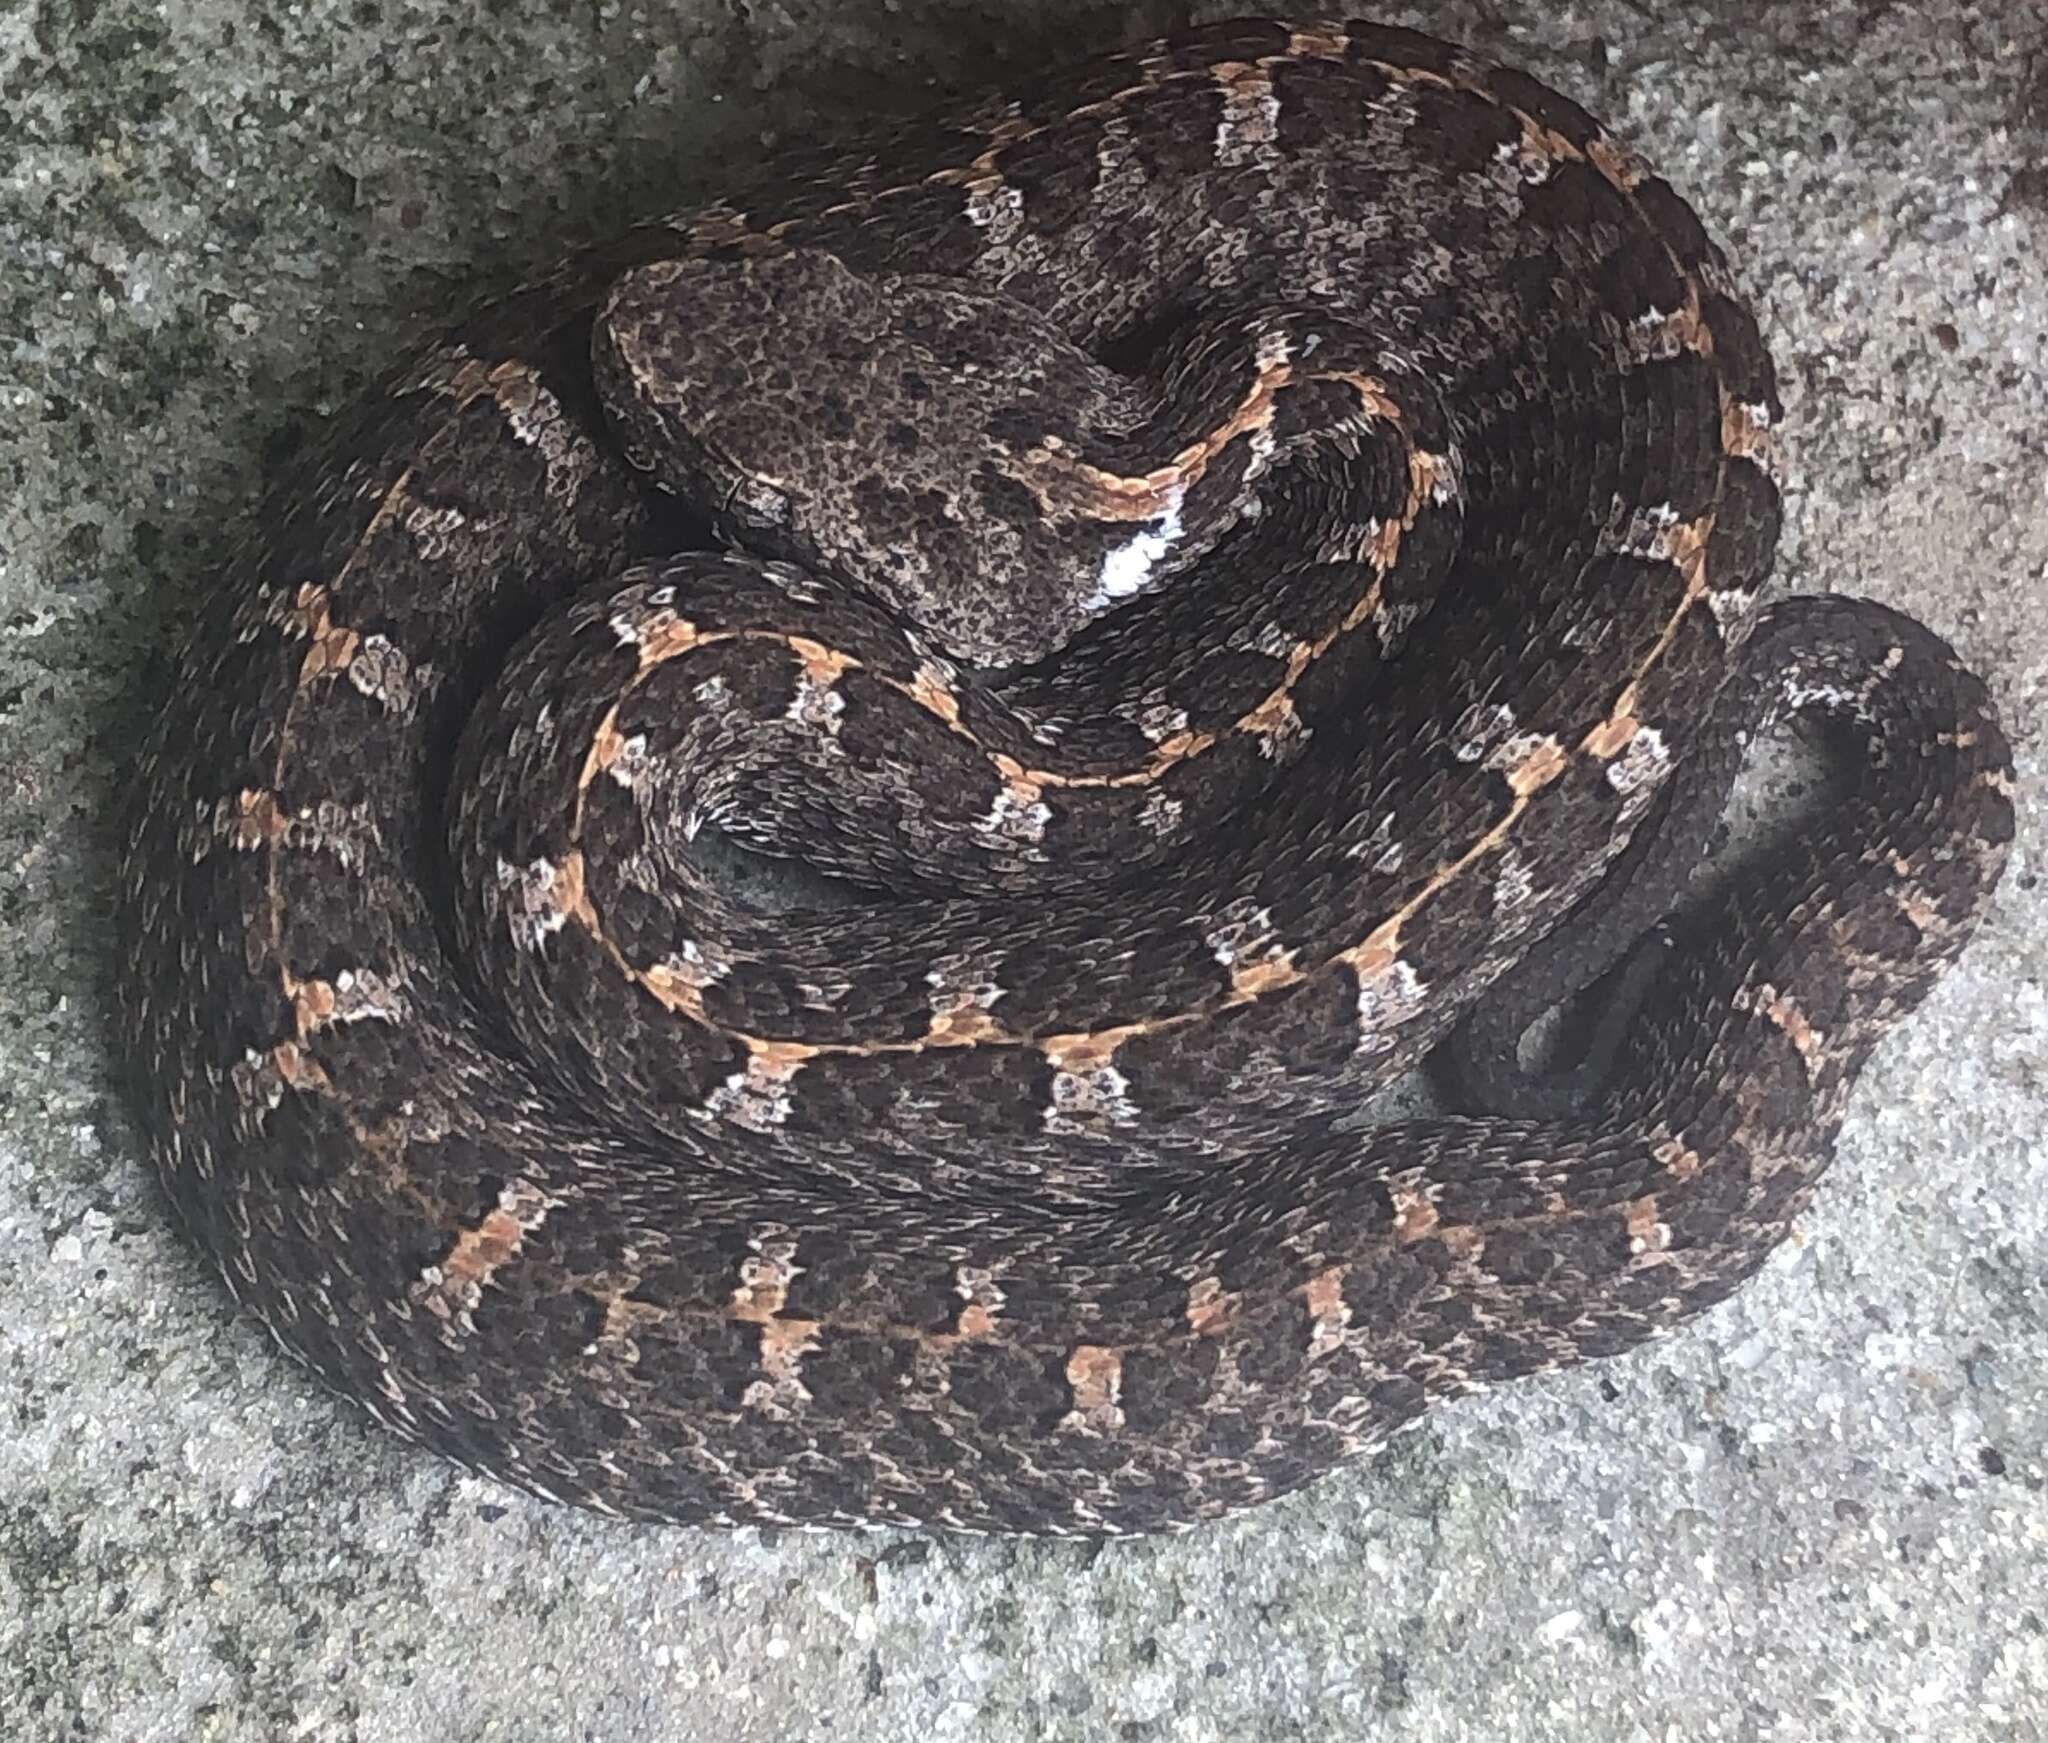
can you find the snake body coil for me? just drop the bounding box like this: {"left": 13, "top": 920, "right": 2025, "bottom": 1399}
{"left": 116, "top": 18, "right": 2015, "bottom": 1533}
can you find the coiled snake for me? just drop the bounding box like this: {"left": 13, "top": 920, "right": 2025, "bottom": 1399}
{"left": 114, "top": 17, "right": 2016, "bottom": 1534}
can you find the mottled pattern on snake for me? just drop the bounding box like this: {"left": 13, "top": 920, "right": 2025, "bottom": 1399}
{"left": 114, "top": 17, "right": 2015, "bottom": 1534}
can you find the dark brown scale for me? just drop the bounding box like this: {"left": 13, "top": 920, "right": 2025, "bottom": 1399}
{"left": 114, "top": 19, "right": 2013, "bottom": 1535}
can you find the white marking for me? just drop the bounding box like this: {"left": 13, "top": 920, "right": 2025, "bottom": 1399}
{"left": 1605, "top": 725, "right": 1672, "bottom": 798}
{"left": 1319, "top": 516, "right": 1385, "bottom": 566}
{"left": 1086, "top": 496, "right": 1187, "bottom": 614}
{"left": 492, "top": 376, "right": 580, "bottom": 485}
{"left": 400, "top": 497, "right": 469, "bottom": 558}
{"left": 925, "top": 955, "right": 1004, "bottom": 1014}
{"left": 1624, "top": 304, "right": 1697, "bottom": 363}
{"left": 321, "top": 966, "right": 408, "bottom": 1025}
{"left": 1354, "top": 960, "right": 1430, "bottom": 1053}
{"left": 1138, "top": 788, "right": 1185, "bottom": 836}
{"left": 1133, "top": 695, "right": 1191, "bottom": 742}
{"left": 704, "top": 1052, "right": 804, "bottom": 1131}
{"left": 1371, "top": 599, "right": 1426, "bottom": 655}
{"left": 1203, "top": 900, "right": 1278, "bottom": 968}
{"left": 1601, "top": 497, "right": 1682, "bottom": 557}
{"left": 1214, "top": 78, "right": 1284, "bottom": 165}
{"left": 1453, "top": 701, "right": 1518, "bottom": 763}
{"left": 1705, "top": 584, "right": 1760, "bottom": 631}
{"left": 787, "top": 672, "right": 847, "bottom": 735}
{"left": 1559, "top": 613, "right": 1611, "bottom": 652}
{"left": 952, "top": 1265, "right": 1006, "bottom": 1336}
{"left": 604, "top": 731, "right": 652, "bottom": 789}
{"left": 1487, "top": 730, "right": 1562, "bottom": 780}
{"left": 1493, "top": 845, "right": 1538, "bottom": 919}
{"left": 346, "top": 633, "right": 434, "bottom": 717}
{"left": 762, "top": 560, "right": 825, "bottom": 606}
{"left": 1785, "top": 676, "right": 1868, "bottom": 713}
{"left": 1242, "top": 422, "right": 1280, "bottom": 476}
{"left": 730, "top": 476, "right": 793, "bottom": 527}
{"left": 1346, "top": 812, "right": 1406, "bottom": 874}
{"left": 1301, "top": 1266, "right": 1352, "bottom": 1359}
{"left": 1046, "top": 1062, "right": 1139, "bottom": 1133}
{"left": 1499, "top": 133, "right": 1556, "bottom": 187}
{"left": 496, "top": 855, "right": 575, "bottom": 952}
{"left": 233, "top": 1045, "right": 286, "bottom": 1113}
{"left": 976, "top": 780, "right": 1052, "bottom": 847}
{"left": 1058, "top": 1345, "right": 1126, "bottom": 1435}
{"left": 1092, "top": 116, "right": 1134, "bottom": 193}
{"left": 660, "top": 939, "right": 732, "bottom": 990}
{"left": 609, "top": 603, "right": 656, "bottom": 646}
{"left": 1421, "top": 448, "right": 1465, "bottom": 507}
{"left": 963, "top": 180, "right": 1025, "bottom": 239}
{"left": 271, "top": 795, "right": 384, "bottom": 872}
{"left": 1626, "top": 1204, "right": 1673, "bottom": 1259}
{"left": 1249, "top": 693, "right": 1310, "bottom": 760}
{"left": 1228, "top": 619, "right": 1300, "bottom": 659}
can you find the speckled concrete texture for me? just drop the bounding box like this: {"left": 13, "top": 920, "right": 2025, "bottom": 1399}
{"left": 2, "top": 2, "right": 2044, "bottom": 1738}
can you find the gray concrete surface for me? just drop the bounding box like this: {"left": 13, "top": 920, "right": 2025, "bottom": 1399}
{"left": 3, "top": 1, "right": 2045, "bottom": 1738}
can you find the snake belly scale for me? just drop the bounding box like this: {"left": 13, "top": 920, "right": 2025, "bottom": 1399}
{"left": 115, "top": 17, "right": 2015, "bottom": 1534}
